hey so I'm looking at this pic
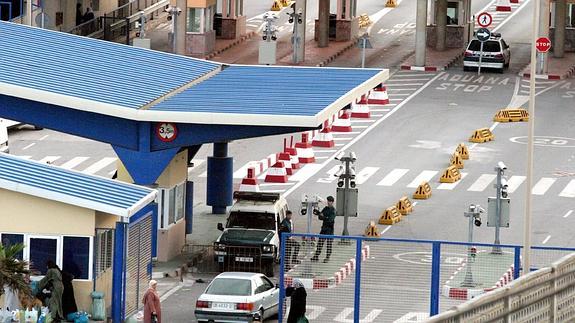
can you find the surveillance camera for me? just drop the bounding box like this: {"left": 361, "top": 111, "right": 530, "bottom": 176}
{"left": 135, "top": 32, "right": 141, "bottom": 37}
{"left": 349, "top": 152, "right": 357, "bottom": 162}
{"left": 263, "top": 35, "right": 267, "bottom": 40}
{"left": 474, "top": 215, "right": 482, "bottom": 227}
{"left": 166, "top": 15, "right": 172, "bottom": 21}
{"left": 497, "top": 161, "right": 507, "bottom": 171}
{"left": 313, "top": 208, "right": 320, "bottom": 216}
{"left": 334, "top": 151, "right": 345, "bottom": 161}
{"left": 289, "top": 18, "right": 294, "bottom": 23}
{"left": 271, "top": 35, "right": 277, "bottom": 41}
{"left": 301, "top": 208, "right": 307, "bottom": 216}
{"left": 334, "top": 165, "right": 344, "bottom": 177}
{"left": 350, "top": 167, "right": 356, "bottom": 178}
{"left": 350, "top": 180, "right": 356, "bottom": 188}
{"left": 501, "top": 178, "right": 508, "bottom": 189}
{"left": 337, "top": 180, "right": 344, "bottom": 188}
{"left": 298, "top": 18, "right": 303, "bottom": 24}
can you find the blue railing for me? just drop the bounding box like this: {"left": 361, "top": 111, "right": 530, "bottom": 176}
{"left": 278, "top": 233, "right": 575, "bottom": 322}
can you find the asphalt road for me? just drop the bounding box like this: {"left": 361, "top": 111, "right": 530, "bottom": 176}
{"left": 5, "top": 0, "right": 575, "bottom": 322}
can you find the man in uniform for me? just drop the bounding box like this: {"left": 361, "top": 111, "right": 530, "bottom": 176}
{"left": 280, "top": 210, "right": 300, "bottom": 269}
{"left": 311, "top": 195, "right": 336, "bottom": 263}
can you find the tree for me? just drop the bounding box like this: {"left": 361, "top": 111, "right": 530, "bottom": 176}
{"left": 0, "top": 243, "right": 32, "bottom": 300}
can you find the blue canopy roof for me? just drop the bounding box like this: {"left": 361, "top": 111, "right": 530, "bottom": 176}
{"left": 0, "top": 153, "right": 157, "bottom": 217}
{"left": 0, "top": 21, "right": 388, "bottom": 127}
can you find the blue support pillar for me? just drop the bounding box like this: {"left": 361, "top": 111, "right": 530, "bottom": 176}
{"left": 112, "top": 221, "right": 127, "bottom": 323}
{"left": 353, "top": 238, "right": 363, "bottom": 323}
{"left": 277, "top": 233, "right": 286, "bottom": 322}
{"left": 429, "top": 242, "right": 441, "bottom": 316}
{"left": 185, "top": 181, "right": 194, "bottom": 234}
{"left": 207, "top": 142, "right": 233, "bottom": 214}
{"left": 514, "top": 246, "right": 521, "bottom": 279}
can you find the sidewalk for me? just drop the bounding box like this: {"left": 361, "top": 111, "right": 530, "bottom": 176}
{"left": 400, "top": 47, "right": 464, "bottom": 71}
{"left": 519, "top": 52, "right": 575, "bottom": 80}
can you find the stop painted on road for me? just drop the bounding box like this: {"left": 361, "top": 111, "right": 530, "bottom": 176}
{"left": 393, "top": 251, "right": 467, "bottom": 266}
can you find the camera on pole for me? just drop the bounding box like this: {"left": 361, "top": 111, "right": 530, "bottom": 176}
{"left": 333, "top": 151, "right": 359, "bottom": 237}
{"left": 489, "top": 161, "right": 511, "bottom": 254}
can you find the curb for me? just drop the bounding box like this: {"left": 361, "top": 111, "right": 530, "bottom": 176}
{"left": 315, "top": 40, "right": 357, "bottom": 67}
{"left": 520, "top": 65, "right": 575, "bottom": 80}
{"left": 442, "top": 259, "right": 515, "bottom": 301}
{"left": 284, "top": 244, "right": 370, "bottom": 290}
{"left": 204, "top": 31, "right": 256, "bottom": 60}
{"left": 400, "top": 50, "right": 464, "bottom": 72}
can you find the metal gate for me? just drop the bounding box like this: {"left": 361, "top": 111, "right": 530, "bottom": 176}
{"left": 182, "top": 244, "right": 264, "bottom": 274}
{"left": 124, "top": 216, "right": 153, "bottom": 317}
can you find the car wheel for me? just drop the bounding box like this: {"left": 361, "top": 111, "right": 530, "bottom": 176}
{"left": 463, "top": 66, "right": 470, "bottom": 72}
{"left": 259, "top": 309, "right": 265, "bottom": 321}
{"left": 497, "top": 67, "right": 504, "bottom": 74}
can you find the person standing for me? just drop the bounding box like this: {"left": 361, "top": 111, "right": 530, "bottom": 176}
{"left": 280, "top": 210, "right": 300, "bottom": 269}
{"left": 311, "top": 195, "right": 336, "bottom": 263}
{"left": 285, "top": 278, "right": 307, "bottom": 323}
{"left": 38, "top": 261, "right": 64, "bottom": 322}
{"left": 75, "top": 3, "right": 83, "bottom": 26}
{"left": 143, "top": 280, "right": 161, "bottom": 323}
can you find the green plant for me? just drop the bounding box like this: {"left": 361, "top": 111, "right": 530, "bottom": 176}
{"left": 0, "top": 243, "right": 32, "bottom": 299}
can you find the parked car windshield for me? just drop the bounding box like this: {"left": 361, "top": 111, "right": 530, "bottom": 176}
{"left": 468, "top": 40, "right": 501, "bottom": 52}
{"left": 227, "top": 212, "right": 276, "bottom": 230}
{"left": 206, "top": 278, "right": 252, "bottom": 296}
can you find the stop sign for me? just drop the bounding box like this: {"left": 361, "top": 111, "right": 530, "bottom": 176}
{"left": 536, "top": 37, "right": 551, "bottom": 53}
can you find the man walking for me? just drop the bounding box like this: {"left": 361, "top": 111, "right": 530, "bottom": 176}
{"left": 280, "top": 210, "right": 301, "bottom": 269}
{"left": 311, "top": 196, "right": 336, "bottom": 263}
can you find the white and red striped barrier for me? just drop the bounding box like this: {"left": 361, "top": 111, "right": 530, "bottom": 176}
{"left": 496, "top": 0, "right": 512, "bottom": 11}
{"left": 368, "top": 83, "right": 389, "bottom": 105}
{"left": 283, "top": 137, "right": 300, "bottom": 170}
{"left": 277, "top": 152, "right": 294, "bottom": 175}
{"left": 264, "top": 161, "right": 288, "bottom": 183}
{"left": 350, "top": 100, "right": 371, "bottom": 119}
{"left": 331, "top": 110, "right": 353, "bottom": 132}
{"left": 238, "top": 167, "right": 260, "bottom": 192}
{"left": 295, "top": 133, "right": 315, "bottom": 163}
{"left": 312, "top": 121, "right": 335, "bottom": 148}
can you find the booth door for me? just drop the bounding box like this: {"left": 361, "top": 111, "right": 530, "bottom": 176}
{"left": 124, "top": 215, "right": 153, "bottom": 317}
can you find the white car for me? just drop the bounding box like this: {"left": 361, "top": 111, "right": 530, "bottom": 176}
{"left": 463, "top": 33, "right": 511, "bottom": 73}
{"left": 194, "top": 272, "right": 279, "bottom": 323}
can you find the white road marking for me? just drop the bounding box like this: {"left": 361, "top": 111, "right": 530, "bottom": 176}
{"left": 437, "top": 173, "right": 468, "bottom": 190}
{"left": 387, "top": 88, "right": 417, "bottom": 91}
{"left": 507, "top": 176, "right": 527, "bottom": 193}
{"left": 377, "top": 169, "right": 409, "bottom": 186}
{"left": 559, "top": 180, "right": 575, "bottom": 198}
{"left": 288, "top": 164, "right": 324, "bottom": 182}
{"left": 22, "top": 143, "right": 35, "bottom": 150}
{"left": 531, "top": 177, "right": 557, "bottom": 195}
{"left": 390, "top": 93, "right": 411, "bottom": 96}
{"left": 371, "top": 114, "right": 384, "bottom": 117}
{"left": 355, "top": 167, "right": 380, "bottom": 185}
{"left": 60, "top": 157, "right": 89, "bottom": 170}
{"left": 39, "top": 134, "right": 49, "bottom": 141}
{"left": 82, "top": 157, "right": 117, "bottom": 174}
{"left": 386, "top": 79, "right": 429, "bottom": 82}
{"left": 489, "top": 122, "right": 499, "bottom": 132}
{"left": 335, "top": 143, "right": 345, "bottom": 146}
{"left": 369, "top": 109, "right": 390, "bottom": 112}
{"left": 17, "top": 156, "right": 32, "bottom": 159}
{"left": 407, "top": 170, "right": 438, "bottom": 188}
{"left": 314, "top": 149, "right": 338, "bottom": 153}
{"left": 233, "top": 161, "right": 262, "bottom": 179}
{"left": 563, "top": 210, "right": 573, "bottom": 218}
{"left": 386, "top": 83, "right": 425, "bottom": 86}
{"left": 467, "top": 174, "right": 497, "bottom": 192}
{"left": 412, "top": 201, "right": 418, "bottom": 206}
{"left": 493, "top": 0, "right": 532, "bottom": 33}
{"left": 38, "top": 156, "right": 61, "bottom": 164}
{"left": 389, "top": 99, "right": 404, "bottom": 101}
{"left": 542, "top": 235, "right": 551, "bottom": 244}
{"left": 260, "top": 189, "right": 287, "bottom": 193}
{"left": 353, "top": 125, "right": 370, "bottom": 129}
{"left": 315, "top": 156, "right": 329, "bottom": 160}
{"left": 259, "top": 182, "right": 294, "bottom": 187}
{"left": 332, "top": 131, "right": 361, "bottom": 135}
{"left": 283, "top": 72, "right": 445, "bottom": 198}
{"left": 381, "top": 226, "right": 392, "bottom": 235}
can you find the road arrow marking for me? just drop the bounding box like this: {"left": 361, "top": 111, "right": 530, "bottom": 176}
{"left": 408, "top": 140, "right": 442, "bottom": 149}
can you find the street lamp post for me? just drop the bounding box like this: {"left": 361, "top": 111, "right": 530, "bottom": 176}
{"left": 166, "top": 5, "right": 182, "bottom": 54}
{"left": 288, "top": 8, "right": 304, "bottom": 63}
{"left": 492, "top": 161, "right": 508, "bottom": 254}
{"left": 300, "top": 194, "right": 321, "bottom": 277}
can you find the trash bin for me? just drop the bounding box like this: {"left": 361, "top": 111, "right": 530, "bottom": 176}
{"left": 90, "top": 291, "right": 106, "bottom": 321}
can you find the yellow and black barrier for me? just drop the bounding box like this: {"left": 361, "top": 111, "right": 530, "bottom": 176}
{"left": 379, "top": 206, "right": 402, "bottom": 225}
{"left": 469, "top": 128, "right": 494, "bottom": 143}
{"left": 385, "top": 0, "right": 398, "bottom": 8}
{"left": 493, "top": 108, "right": 529, "bottom": 123}
{"left": 456, "top": 143, "right": 469, "bottom": 160}
{"left": 358, "top": 14, "right": 372, "bottom": 28}
{"left": 396, "top": 196, "right": 413, "bottom": 215}
{"left": 413, "top": 181, "right": 432, "bottom": 199}
{"left": 280, "top": 0, "right": 291, "bottom": 7}
{"left": 440, "top": 165, "right": 462, "bottom": 183}
{"left": 271, "top": 0, "right": 282, "bottom": 11}
{"left": 364, "top": 221, "right": 380, "bottom": 237}
{"left": 450, "top": 152, "right": 464, "bottom": 169}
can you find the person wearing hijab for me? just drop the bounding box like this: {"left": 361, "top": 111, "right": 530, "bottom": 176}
{"left": 285, "top": 278, "right": 307, "bottom": 323}
{"left": 143, "top": 280, "right": 161, "bottom": 323}
{"left": 38, "top": 261, "right": 64, "bottom": 322}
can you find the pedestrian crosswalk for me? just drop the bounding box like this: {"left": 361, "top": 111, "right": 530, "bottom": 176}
{"left": 15, "top": 155, "right": 117, "bottom": 176}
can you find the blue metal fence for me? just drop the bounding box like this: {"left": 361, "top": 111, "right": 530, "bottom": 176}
{"left": 278, "top": 233, "right": 575, "bottom": 322}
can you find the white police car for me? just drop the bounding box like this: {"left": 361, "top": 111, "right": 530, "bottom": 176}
{"left": 463, "top": 33, "right": 510, "bottom": 73}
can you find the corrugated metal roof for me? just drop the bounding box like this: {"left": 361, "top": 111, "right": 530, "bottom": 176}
{"left": 0, "top": 21, "right": 221, "bottom": 108}
{"left": 0, "top": 21, "right": 389, "bottom": 127}
{"left": 0, "top": 153, "right": 156, "bottom": 217}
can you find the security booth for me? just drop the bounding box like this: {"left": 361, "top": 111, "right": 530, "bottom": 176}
{"left": 0, "top": 154, "right": 157, "bottom": 322}
{"left": 314, "top": 0, "right": 359, "bottom": 42}
{"left": 427, "top": 0, "right": 472, "bottom": 49}
{"left": 216, "top": 0, "right": 246, "bottom": 39}
{"left": 182, "top": 0, "right": 216, "bottom": 55}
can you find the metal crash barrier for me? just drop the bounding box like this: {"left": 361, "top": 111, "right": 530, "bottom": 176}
{"left": 426, "top": 253, "right": 575, "bottom": 322}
